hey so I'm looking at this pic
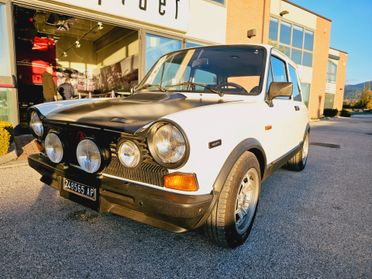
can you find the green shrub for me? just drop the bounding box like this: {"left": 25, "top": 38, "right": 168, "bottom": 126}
{"left": 0, "top": 121, "right": 14, "bottom": 156}
{"left": 340, "top": 110, "right": 351, "bottom": 117}
{"left": 323, "top": 108, "right": 339, "bottom": 117}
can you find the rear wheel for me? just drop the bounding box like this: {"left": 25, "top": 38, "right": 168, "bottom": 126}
{"left": 204, "top": 151, "right": 261, "bottom": 248}
{"left": 286, "top": 131, "right": 309, "bottom": 171}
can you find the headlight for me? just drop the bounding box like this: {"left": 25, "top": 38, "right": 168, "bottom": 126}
{"left": 117, "top": 140, "right": 141, "bottom": 168}
{"left": 148, "top": 122, "right": 188, "bottom": 168}
{"left": 76, "top": 139, "right": 102, "bottom": 173}
{"left": 29, "top": 111, "right": 44, "bottom": 137}
{"left": 45, "top": 132, "right": 64, "bottom": 163}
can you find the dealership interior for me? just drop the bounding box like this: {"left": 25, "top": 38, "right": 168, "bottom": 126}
{"left": 14, "top": 5, "right": 139, "bottom": 126}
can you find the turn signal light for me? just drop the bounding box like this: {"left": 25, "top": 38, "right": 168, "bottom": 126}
{"left": 164, "top": 173, "right": 198, "bottom": 191}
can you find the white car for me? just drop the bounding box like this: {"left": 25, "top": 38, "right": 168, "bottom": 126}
{"left": 28, "top": 44, "right": 309, "bottom": 248}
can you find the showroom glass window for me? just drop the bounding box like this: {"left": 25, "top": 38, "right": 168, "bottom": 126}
{"left": 269, "top": 16, "right": 314, "bottom": 67}
{"left": 185, "top": 41, "right": 204, "bottom": 48}
{"left": 0, "top": 4, "right": 11, "bottom": 77}
{"left": 145, "top": 33, "right": 182, "bottom": 73}
{"left": 0, "top": 3, "right": 13, "bottom": 122}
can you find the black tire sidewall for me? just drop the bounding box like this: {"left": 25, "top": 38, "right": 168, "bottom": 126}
{"left": 224, "top": 153, "right": 261, "bottom": 248}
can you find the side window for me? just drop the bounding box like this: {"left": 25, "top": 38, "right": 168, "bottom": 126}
{"left": 271, "top": 56, "right": 288, "bottom": 82}
{"left": 288, "top": 65, "right": 302, "bottom": 101}
{"left": 266, "top": 64, "right": 273, "bottom": 92}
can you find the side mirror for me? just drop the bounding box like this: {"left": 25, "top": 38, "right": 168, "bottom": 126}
{"left": 267, "top": 82, "right": 293, "bottom": 102}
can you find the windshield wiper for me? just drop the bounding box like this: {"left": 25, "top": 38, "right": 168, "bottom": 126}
{"left": 164, "top": 81, "right": 224, "bottom": 97}
{"left": 136, "top": 83, "right": 167, "bottom": 92}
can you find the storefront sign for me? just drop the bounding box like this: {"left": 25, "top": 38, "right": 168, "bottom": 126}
{"left": 50, "top": 0, "right": 189, "bottom": 32}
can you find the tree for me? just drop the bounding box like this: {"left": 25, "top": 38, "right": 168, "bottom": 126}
{"left": 359, "top": 82, "right": 372, "bottom": 109}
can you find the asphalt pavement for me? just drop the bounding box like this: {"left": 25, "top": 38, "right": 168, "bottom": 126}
{"left": 0, "top": 117, "right": 371, "bottom": 279}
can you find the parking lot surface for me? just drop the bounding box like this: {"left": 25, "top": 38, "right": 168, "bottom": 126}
{"left": 0, "top": 117, "right": 371, "bottom": 279}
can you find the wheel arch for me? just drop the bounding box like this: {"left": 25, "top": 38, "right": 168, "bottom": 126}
{"left": 194, "top": 138, "right": 266, "bottom": 229}
{"left": 213, "top": 138, "right": 267, "bottom": 193}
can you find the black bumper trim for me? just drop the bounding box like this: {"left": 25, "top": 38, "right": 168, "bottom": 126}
{"left": 28, "top": 154, "right": 213, "bottom": 232}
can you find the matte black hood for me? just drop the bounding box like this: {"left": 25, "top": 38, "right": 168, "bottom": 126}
{"left": 45, "top": 93, "right": 229, "bottom": 134}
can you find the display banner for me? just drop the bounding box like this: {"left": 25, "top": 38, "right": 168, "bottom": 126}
{"left": 50, "top": 0, "right": 189, "bottom": 32}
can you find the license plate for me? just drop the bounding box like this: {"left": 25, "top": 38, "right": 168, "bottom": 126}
{"left": 62, "top": 178, "right": 97, "bottom": 201}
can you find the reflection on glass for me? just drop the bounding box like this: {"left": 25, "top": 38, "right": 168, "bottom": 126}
{"left": 271, "top": 56, "right": 287, "bottom": 82}
{"left": 301, "top": 83, "right": 311, "bottom": 107}
{"left": 324, "top": 93, "right": 335, "bottom": 109}
{"left": 279, "top": 45, "right": 290, "bottom": 57}
{"left": 140, "top": 46, "right": 266, "bottom": 95}
{"left": 303, "top": 52, "right": 313, "bottom": 67}
{"left": 280, "top": 22, "right": 291, "bottom": 45}
{"left": 327, "top": 61, "right": 337, "bottom": 83}
{"left": 291, "top": 49, "right": 302, "bottom": 65}
{"left": 269, "top": 18, "right": 279, "bottom": 41}
{"left": 145, "top": 33, "right": 182, "bottom": 73}
{"left": 185, "top": 41, "right": 203, "bottom": 48}
{"left": 292, "top": 25, "right": 303, "bottom": 49}
{"left": 304, "top": 31, "right": 314, "bottom": 51}
{"left": 289, "top": 65, "right": 301, "bottom": 101}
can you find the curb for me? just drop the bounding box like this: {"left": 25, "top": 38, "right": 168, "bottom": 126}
{"left": 0, "top": 160, "right": 28, "bottom": 169}
{"left": 0, "top": 143, "right": 18, "bottom": 165}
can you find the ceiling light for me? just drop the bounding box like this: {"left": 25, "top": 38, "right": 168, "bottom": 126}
{"left": 63, "top": 51, "right": 67, "bottom": 57}
{"left": 75, "top": 41, "right": 81, "bottom": 48}
{"left": 97, "top": 22, "right": 103, "bottom": 30}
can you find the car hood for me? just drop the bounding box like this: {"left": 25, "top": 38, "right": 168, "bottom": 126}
{"left": 44, "top": 93, "right": 237, "bottom": 134}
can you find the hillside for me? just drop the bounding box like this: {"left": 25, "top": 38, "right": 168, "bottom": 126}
{"left": 344, "top": 81, "right": 372, "bottom": 100}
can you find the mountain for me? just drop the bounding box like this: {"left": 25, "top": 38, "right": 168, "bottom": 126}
{"left": 344, "top": 81, "right": 372, "bottom": 100}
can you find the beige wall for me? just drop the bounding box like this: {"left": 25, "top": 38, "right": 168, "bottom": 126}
{"left": 225, "top": 0, "right": 271, "bottom": 44}
{"left": 270, "top": 0, "right": 316, "bottom": 30}
{"left": 333, "top": 51, "right": 348, "bottom": 110}
{"left": 187, "top": 0, "right": 227, "bottom": 44}
{"left": 308, "top": 17, "right": 331, "bottom": 119}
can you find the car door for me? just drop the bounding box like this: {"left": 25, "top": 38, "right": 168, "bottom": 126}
{"left": 287, "top": 63, "right": 309, "bottom": 144}
{"left": 264, "top": 55, "right": 296, "bottom": 162}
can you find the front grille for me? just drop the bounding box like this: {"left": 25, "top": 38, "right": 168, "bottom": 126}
{"left": 103, "top": 139, "right": 168, "bottom": 187}
{"left": 43, "top": 123, "right": 168, "bottom": 186}
{"left": 103, "top": 157, "right": 168, "bottom": 187}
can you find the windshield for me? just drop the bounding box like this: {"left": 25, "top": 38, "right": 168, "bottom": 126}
{"left": 138, "top": 46, "right": 266, "bottom": 95}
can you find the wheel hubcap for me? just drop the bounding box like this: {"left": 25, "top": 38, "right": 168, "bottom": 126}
{"left": 234, "top": 168, "right": 259, "bottom": 234}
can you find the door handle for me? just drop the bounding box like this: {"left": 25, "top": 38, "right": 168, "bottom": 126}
{"left": 294, "top": 105, "right": 300, "bottom": 111}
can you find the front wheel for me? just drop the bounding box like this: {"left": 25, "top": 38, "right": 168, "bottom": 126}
{"left": 204, "top": 151, "right": 261, "bottom": 248}
{"left": 286, "top": 131, "right": 309, "bottom": 171}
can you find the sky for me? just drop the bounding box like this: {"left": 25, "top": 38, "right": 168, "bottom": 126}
{"left": 290, "top": 0, "right": 372, "bottom": 85}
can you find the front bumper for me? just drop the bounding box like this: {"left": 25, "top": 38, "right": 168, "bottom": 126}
{"left": 28, "top": 154, "right": 213, "bottom": 232}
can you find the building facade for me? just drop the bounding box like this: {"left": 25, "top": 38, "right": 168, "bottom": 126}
{"left": 0, "top": 0, "right": 347, "bottom": 127}
{"left": 226, "top": 0, "right": 348, "bottom": 118}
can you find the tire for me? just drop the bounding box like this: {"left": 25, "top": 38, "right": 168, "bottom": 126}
{"left": 204, "top": 151, "right": 261, "bottom": 248}
{"left": 286, "top": 131, "right": 309, "bottom": 171}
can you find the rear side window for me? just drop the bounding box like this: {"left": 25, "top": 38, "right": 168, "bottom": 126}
{"left": 288, "top": 65, "right": 302, "bottom": 101}
{"left": 271, "top": 56, "right": 288, "bottom": 82}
